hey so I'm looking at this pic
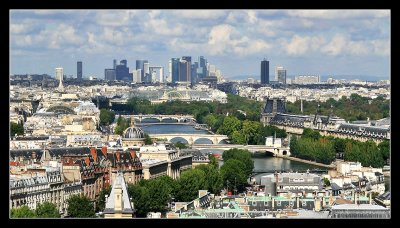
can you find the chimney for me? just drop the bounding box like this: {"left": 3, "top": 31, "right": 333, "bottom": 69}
{"left": 116, "top": 151, "right": 121, "bottom": 161}
{"left": 101, "top": 147, "right": 107, "bottom": 156}
{"left": 130, "top": 150, "right": 136, "bottom": 159}
{"left": 90, "top": 148, "right": 97, "bottom": 162}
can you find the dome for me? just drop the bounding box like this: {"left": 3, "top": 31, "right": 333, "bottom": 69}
{"left": 123, "top": 126, "right": 145, "bottom": 139}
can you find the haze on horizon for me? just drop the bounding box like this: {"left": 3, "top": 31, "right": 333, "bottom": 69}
{"left": 10, "top": 10, "right": 390, "bottom": 80}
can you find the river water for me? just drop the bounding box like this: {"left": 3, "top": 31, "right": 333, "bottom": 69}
{"left": 143, "top": 123, "right": 390, "bottom": 190}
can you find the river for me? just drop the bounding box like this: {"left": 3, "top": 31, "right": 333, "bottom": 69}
{"left": 144, "top": 123, "right": 325, "bottom": 180}
{"left": 143, "top": 123, "right": 390, "bottom": 190}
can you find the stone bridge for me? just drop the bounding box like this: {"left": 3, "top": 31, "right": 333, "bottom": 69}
{"left": 149, "top": 134, "right": 229, "bottom": 145}
{"left": 191, "top": 144, "right": 291, "bottom": 156}
{"left": 121, "top": 114, "right": 196, "bottom": 123}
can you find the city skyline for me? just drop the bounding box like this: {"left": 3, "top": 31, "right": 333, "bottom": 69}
{"left": 10, "top": 10, "right": 390, "bottom": 80}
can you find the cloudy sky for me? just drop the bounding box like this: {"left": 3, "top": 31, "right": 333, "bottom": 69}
{"left": 10, "top": 10, "right": 390, "bottom": 80}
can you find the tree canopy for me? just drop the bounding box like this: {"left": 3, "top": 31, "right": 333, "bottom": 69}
{"left": 100, "top": 109, "right": 115, "bottom": 125}
{"left": 35, "top": 202, "right": 60, "bottom": 218}
{"left": 67, "top": 195, "right": 95, "bottom": 218}
{"left": 220, "top": 159, "right": 248, "bottom": 193}
{"left": 222, "top": 149, "right": 254, "bottom": 176}
{"left": 10, "top": 206, "right": 36, "bottom": 218}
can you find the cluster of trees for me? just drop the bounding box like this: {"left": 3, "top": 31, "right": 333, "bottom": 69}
{"left": 290, "top": 128, "right": 389, "bottom": 167}
{"left": 112, "top": 94, "right": 287, "bottom": 145}
{"left": 221, "top": 149, "right": 254, "bottom": 192}
{"left": 205, "top": 114, "right": 287, "bottom": 145}
{"left": 66, "top": 195, "right": 96, "bottom": 218}
{"left": 10, "top": 122, "right": 24, "bottom": 136}
{"left": 11, "top": 202, "right": 60, "bottom": 218}
{"left": 126, "top": 160, "right": 222, "bottom": 218}
{"left": 115, "top": 94, "right": 262, "bottom": 124}
{"left": 118, "top": 149, "right": 252, "bottom": 217}
{"left": 99, "top": 109, "right": 115, "bottom": 125}
{"left": 286, "top": 94, "right": 389, "bottom": 121}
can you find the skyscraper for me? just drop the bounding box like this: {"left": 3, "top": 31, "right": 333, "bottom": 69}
{"left": 275, "top": 66, "right": 286, "bottom": 84}
{"left": 198, "top": 56, "right": 207, "bottom": 79}
{"left": 261, "top": 59, "right": 269, "bottom": 84}
{"left": 183, "top": 56, "right": 192, "bottom": 82}
{"left": 116, "top": 60, "right": 130, "bottom": 81}
{"left": 55, "top": 67, "right": 64, "bottom": 90}
{"left": 179, "top": 59, "right": 191, "bottom": 82}
{"left": 136, "top": 60, "right": 148, "bottom": 82}
{"left": 113, "top": 59, "right": 117, "bottom": 69}
{"left": 171, "top": 58, "right": 180, "bottom": 83}
{"left": 143, "top": 62, "right": 150, "bottom": 82}
{"left": 77, "top": 61, "right": 82, "bottom": 80}
{"left": 105, "top": 69, "right": 116, "bottom": 81}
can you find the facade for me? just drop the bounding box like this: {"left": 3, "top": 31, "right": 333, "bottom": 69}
{"left": 56, "top": 67, "right": 64, "bottom": 91}
{"left": 198, "top": 56, "right": 207, "bottom": 80}
{"left": 77, "top": 61, "right": 82, "bottom": 80}
{"left": 105, "top": 69, "right": 116, "bottom": 81}
{"left": 10, "top": 166, "right": 82, "bottom": 216}
{"left": 294, "top": 75, "right": 320, "bottom": 84}
{"left": 55, "top": 67, "right": 63, "bottom": 81}
{"left": 275, "top": 66, "right": 286, "bottom": 84}
{"left": 260, "top": 97, "right": 286, "bottom": 126}
{"left": 107, "top": 150, "right": 143, "bottom": 185}
{"left": 261, "top": 172, "right": 322, "bottom": 196}
{"left": 139, "top": 144, "right": 192, "bottom": 179}
{"left": 171, "top": 58, "right": 180, "bottom": 83}
{"left": 136, "top": 60, "right": 148, "bottom": 82}
{"left": 330, "top": 204, "right": 390, "bottom": 218}
{"left": 115, "top": 60, "right": 130, "bottom": 81}
{"left": 261, "top": 59, "right": 269, "bottom": 84}
{"left": 179, "top": 59, "right": 191, "bottom": 82}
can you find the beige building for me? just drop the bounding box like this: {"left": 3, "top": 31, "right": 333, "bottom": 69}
{"left": 139, "top": 144, "right": 192, "bottom": 180}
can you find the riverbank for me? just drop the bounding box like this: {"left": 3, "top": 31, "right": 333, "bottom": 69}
{"left": 276, "top": 155, "right": 336, "bottom": 169}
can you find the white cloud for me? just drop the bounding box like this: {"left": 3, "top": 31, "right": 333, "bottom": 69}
{"left": 144, "top": 18, "right": 183, "bottom": 36}
{"left": 206, "top": 24, "right": 271, "bottom": 56}
{"left": 321, "top": 34, "right": 347, "bottom": 55}
{"left": 102, "top": 27, "right": 127, "bottom": 46}
{"left": 13, "top": 35, "right": 32, "bottom": 46}
{"left": 371, "top": 39, "right": 390, "bottom": 56}
{"left": 287, "top": 10, "right": 389, "bottom": 19}
{"left": 95, "top": 11, "right": 132, "bottom": 27}
{"left": 283, "top": 35, "right": 326, "bottom": 56}
{"left": 173, "top": 10, "right": 226, "bottom": 20}
{"left": 10, "top": 24, "right": 28, "bottom": 34}
{"left": 35, "top": 24, "right": 84, "bottom": 49}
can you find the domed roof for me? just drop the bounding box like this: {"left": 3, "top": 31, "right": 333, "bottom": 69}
{"left": 123, "top": 126, "right": 145, "bottom": 139}
{"left": 123, "top": 118, "right": 144, "bottom": 139}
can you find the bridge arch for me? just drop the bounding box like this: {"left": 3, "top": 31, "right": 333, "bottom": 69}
{"left": 170, "top": 137, "right": 189, "bottom": 144}
{"left": 194, "top": 138, "right": 213, "bottom": 144}
{"left": 218, "top": 139, "right": 228, "bottom": 144}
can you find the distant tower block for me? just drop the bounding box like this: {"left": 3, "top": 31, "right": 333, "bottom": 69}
{"left": 56, "top": 67, "right": 64, "bottom": 91}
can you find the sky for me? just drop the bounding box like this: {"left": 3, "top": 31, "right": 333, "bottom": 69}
{"left": 10, "top": 10, "right": 390, "bottom": 80}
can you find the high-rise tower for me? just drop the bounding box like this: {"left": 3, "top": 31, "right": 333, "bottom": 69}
{"left": 261, "top": 59, "right": 269, "bottom": 84}
{"left": 55, "top": 67, "right": 64, "bottom": 91}
{"left": 77, "top": 61, "right": 82, "bottom": 80}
